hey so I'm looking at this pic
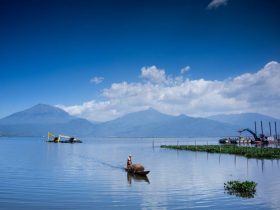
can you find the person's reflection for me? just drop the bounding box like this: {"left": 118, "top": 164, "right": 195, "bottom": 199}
{"left": 127, "top": 172, "right": 132, "bottom": 185}
{"left": 127, "top": 173, "right": 150, "bottom": 185}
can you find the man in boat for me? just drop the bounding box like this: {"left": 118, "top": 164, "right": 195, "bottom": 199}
{"left": 126, "top": 155, "right": 146, "bottom": 174}
{"left": 127, "top": 154, "right": 132, "bottom": 171}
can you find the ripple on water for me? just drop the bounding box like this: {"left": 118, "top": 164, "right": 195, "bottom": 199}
{"left": 0, "top": 137, "right": 278, "bottom": 209}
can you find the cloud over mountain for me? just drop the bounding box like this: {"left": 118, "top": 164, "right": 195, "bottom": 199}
{"left": 57, "top": 61, "right": 280, "bottom": 122}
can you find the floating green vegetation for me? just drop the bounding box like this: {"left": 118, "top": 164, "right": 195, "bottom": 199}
{"left": 224, "top": 180, "right": 257, "bottom": 198}
{"left": 160, "top": 145, "right": 280, "bottom": 159}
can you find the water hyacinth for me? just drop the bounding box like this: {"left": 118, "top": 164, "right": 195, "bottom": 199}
{"left": 224, "top": 180, "right": 257, "bottom": 198}
{"left": 160, "top": 145, "right": 280, "bottom": 159}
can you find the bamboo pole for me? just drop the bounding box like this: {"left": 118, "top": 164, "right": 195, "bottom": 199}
{"left": 254, "top": 121, "right": 257, "bottom": 136}
{"left": 275, "top": 122, "right": 278, "bottom": 140}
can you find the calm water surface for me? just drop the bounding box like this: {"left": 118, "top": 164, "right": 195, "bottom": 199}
{"left": 0, "top": 137, "right": 279, "bottom": 209}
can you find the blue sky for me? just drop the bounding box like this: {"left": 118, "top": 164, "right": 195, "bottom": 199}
{"left": 1, "top": 0, "right": 280, "bottom": 120}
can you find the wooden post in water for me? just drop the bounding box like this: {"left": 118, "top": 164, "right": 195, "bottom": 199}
{"left": 261, "top": 121, "right": 264, "bottom": 135}
{"left": 269, "top": 122, "right": 272, "bottom": 137}
{"left": 254, "top": 121, "right": 257, "bottom": 135}
{"left": 275, "top": 121, "right": 278, "bottom": 140}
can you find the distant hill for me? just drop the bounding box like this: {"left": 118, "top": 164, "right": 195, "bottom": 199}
{"left": 208, "top": 113, "right": 280, "bottom": 135}
{"left": 0, "top": 104, "right": 94, "bottom": 137}
{"left": 91, "top": 108, "right": 238, "bottom": 137}
{"left": 0, "top": 104, "right": 74, "bottom": 124}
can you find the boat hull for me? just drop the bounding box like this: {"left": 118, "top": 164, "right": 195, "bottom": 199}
{"left": 46, "top": 140, "right": 82, "bottom": 143}
{"left": 124, "top": 168, "right": 150, "bottom": 176}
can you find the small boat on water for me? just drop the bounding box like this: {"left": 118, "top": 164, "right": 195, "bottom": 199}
{"left": 124, "top": 168, "right": 150, "bottom": 176}
{"left": 60, "top": 137, "right": 82, "bottom": 143}
{"left": 47, "top": 132, "right": 82, "bottom": 143}
{"left": 125, "top": 158, "right": 149, "bottom": 176}
{"left": 219, "top": 137, "right": 241, "bottom": 144}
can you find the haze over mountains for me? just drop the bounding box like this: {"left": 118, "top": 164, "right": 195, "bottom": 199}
{"left": 0, "top": 104, "right": 279, "bottom": 138}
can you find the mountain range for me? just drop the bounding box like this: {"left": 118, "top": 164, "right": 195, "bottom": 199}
{"left": 91, "top": 108, "right": 237, "bottom": 137}
{"left": 0, "top": 104, "right": 279, "bottom": 138}
{"left": 208, "top": 113, "right": 280, "bottom": 129}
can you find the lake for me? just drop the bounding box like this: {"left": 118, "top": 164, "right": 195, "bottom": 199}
{"left": 0, "top": 137, "right": 279, "bottom": 209}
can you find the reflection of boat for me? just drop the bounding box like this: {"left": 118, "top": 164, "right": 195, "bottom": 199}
{"left": 127, "top": 172, "right": 150, "bottom": 184}
{"left": 124, "top": 167, "right": 150, "bottom": 176}
{"left": 46, "top": 132, "right": 82, "bottom": 143}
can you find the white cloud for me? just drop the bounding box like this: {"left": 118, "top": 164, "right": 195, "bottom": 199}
{"left": 207, "top": 0, "right": 228, "bottom": 9}
{"left": 58, "top": 61, "right": 280, "bottom": 122}
{"left": 180, "top": 66, "right": 191, "bottom": 74}
{"left": 90, "top": 76, "right": 104, "bottom": 84}
{"left": 140, "top": 66, "right": 167, "bottom": 84}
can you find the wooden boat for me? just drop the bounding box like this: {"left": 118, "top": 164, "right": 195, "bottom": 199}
{"left": 124, "top": 168, "right": 150, "bottom": 176}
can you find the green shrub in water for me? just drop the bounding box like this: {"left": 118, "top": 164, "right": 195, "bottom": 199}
{"left": 224, "top": 180, "right": 257, "bottom": 198}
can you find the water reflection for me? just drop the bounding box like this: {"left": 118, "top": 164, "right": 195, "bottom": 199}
{"left": 127, "top": 173, "right": 150, "bottom": 185}
{"left": 0, "top": 137, "right": 280, "bottom": 209}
